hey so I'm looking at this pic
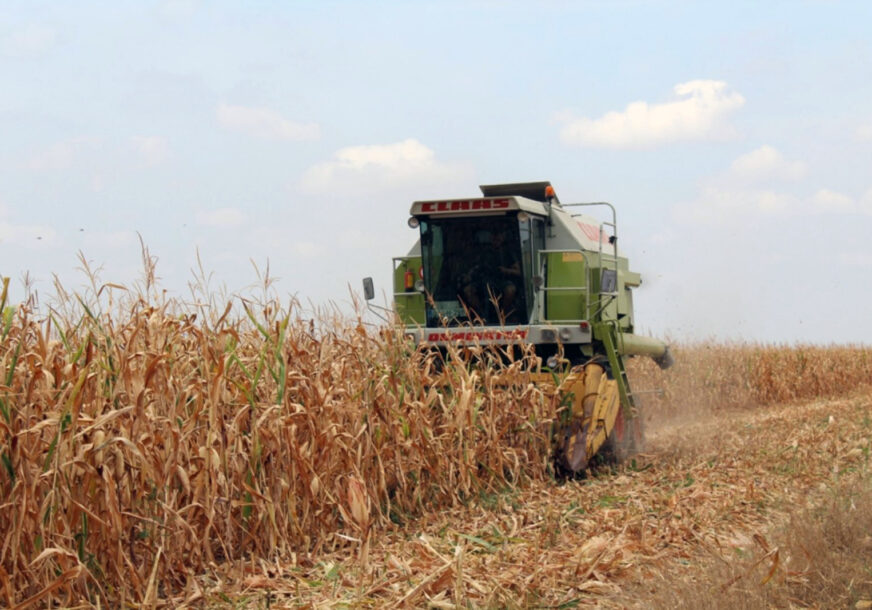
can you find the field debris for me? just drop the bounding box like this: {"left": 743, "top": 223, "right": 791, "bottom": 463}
{"left": 197, "top": 392, "right": 872, "bottom": 608}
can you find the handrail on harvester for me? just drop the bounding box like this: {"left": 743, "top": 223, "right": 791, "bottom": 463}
{"left": 564, "top": 202, "right": 621, "bottom": 319}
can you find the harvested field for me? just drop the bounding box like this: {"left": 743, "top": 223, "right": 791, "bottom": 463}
{"left": 0, "top": 278, "right": 870, "bottom": 607}
{"left": 197, "top": 389, "right": 872, "bottom": 608}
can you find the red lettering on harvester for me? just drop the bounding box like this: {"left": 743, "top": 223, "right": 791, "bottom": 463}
{"left": 420, "top": 198, "right": 510, "bottom": 213}
{"left": 426, "top": 329, "right": 528, "bottom": 342}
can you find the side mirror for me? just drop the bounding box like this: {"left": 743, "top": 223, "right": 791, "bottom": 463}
{"left": 362, "top": 277, "right": 375, "bottom": 301}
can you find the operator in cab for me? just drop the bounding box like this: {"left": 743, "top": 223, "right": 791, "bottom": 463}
{"left": 457, "top": 226, "right": 521, "bottom": 323}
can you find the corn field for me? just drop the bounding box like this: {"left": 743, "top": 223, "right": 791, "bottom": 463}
{"left": 627, "top": 340, "right": 872, "bottom": 418}
{"left": 0, "top": 276, "right": 558, "bottom": 606}
{"left": 1, "top": 276, "right": 870, "bottom": 606}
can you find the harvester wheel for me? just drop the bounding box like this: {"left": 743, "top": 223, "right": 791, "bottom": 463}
{"left": 599, "top": 403, "right": 643, "bottom": 465}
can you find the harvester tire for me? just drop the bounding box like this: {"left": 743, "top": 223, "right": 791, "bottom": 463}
{"left": 600, "top": 404, "right": 643, "bottom": 465}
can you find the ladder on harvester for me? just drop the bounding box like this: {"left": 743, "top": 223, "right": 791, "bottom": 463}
{"left": 594, "top": 321, "right": 636, "bottom": 417}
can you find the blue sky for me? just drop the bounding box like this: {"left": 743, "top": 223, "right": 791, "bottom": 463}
{"left": 2, "top": 1, "right": 871, "bottom": 343}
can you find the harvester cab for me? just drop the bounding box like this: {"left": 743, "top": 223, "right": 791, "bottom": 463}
{"left": 363, "top": 181, "right": 672, "bottom": 474}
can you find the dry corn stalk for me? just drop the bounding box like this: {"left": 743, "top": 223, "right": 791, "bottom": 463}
{"left": 1, "top": 275, "right": 870, "bottom": 605}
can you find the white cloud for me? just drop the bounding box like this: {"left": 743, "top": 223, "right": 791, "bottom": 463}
{"left": 678, "top": 186, "right": 799, "bottom": 224}
{"left": 216, "top": 103, "right": 319, "bottom": 141}
{"left": 3, "top": 24, "right": 56, "bottom": 58}
{"left": 675, "top": 147, "right": 872, "bottom": 224}
{"left": 131, "top": 136, "right": 170, "bottom": 166}
{"left": 301, "top": 138, "right": 468, "bottom": 192}
{"left": 811, "top": 188, "right": 854, "bottom": 213}
{"left": 857, "top": 122, "right": 872, "bottom": 142}
{"left": 558, "top": 80, "right": 745, "bottom": 149}
{"left": 729, "top": 146, "right": 806, "bottom": 182}
{"left": 27, "top": 137, "right": 97, "bottom": 171}
{"left": 678, "top": 183, "right": 872, "bottom": 225}
{"left": 196, "top": 207, "right": 247, "bottom": 227}
{"left": 806, "top": 188, "right": 872, "bottom": 216}
{"left": 861, "top": 188, "right": 872, "bottom": 215}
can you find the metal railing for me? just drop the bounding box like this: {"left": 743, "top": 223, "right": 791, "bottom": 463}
{"left": 564, "top": 201, "right": 621, "bottom": 321}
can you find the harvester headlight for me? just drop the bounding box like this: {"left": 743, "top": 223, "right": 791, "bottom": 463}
{"left": 559, "top": 328, "right": 572, "bottom": 342}
{"left": 408, "top": 216, "right": 420, "bottom": 229}
{"left": 546, "top": 355, "right": 560, "bottom": 369}
{"left": 414, "top": 279, "right": 426, "bottom": 293}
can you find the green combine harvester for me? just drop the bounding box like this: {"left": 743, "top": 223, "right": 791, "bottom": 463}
{"left": 363, "top": 181, "right": 672, "bottom": 474}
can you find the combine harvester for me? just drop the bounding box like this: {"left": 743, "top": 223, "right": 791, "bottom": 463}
{"left": 363, "top": 182, "right": 672, "bottom": 475}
